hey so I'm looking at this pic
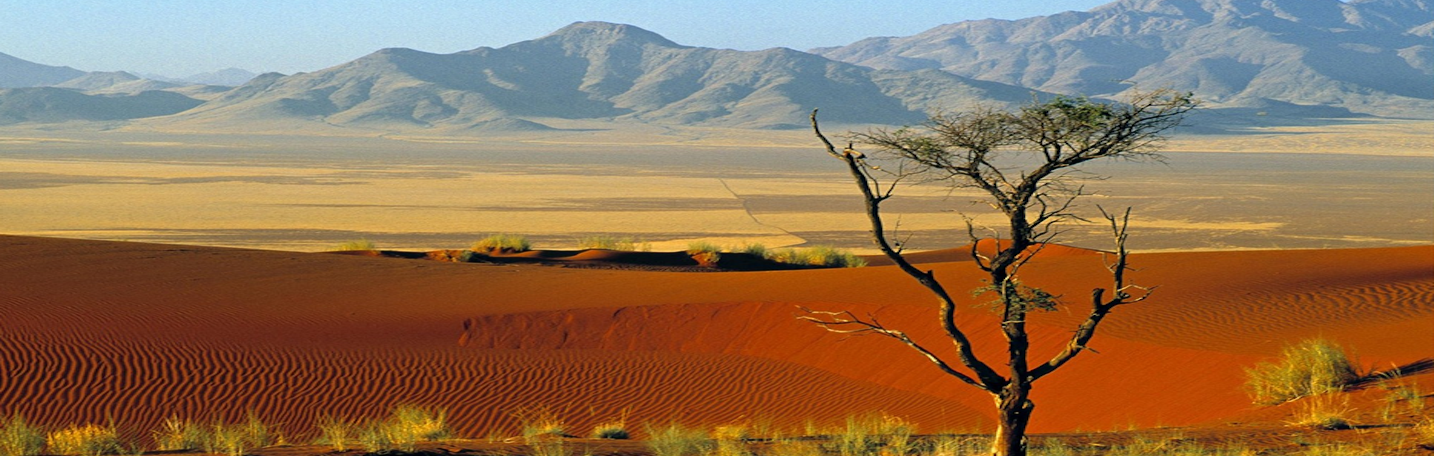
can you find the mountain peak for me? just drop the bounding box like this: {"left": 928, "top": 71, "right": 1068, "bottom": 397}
{"left": 541, "top": 21, "right": 682, "bottom": 48}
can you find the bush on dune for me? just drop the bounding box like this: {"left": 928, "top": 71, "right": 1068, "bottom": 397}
{"left": 334, "top": 239, "right": 378, "bottom": 251}
{"left": 578, "top": 235, "right": 650, "bottom": 251}
{"left": 473, "top": 234, "right": 532, "bottom": 253}
{"left": 45, "top": 424, "right": 124, "bottom": 456}
{"left": 0, "top": 413, "right": 45, "bottom": 456}
{"left": 1245, "top": 338, "right": 1362, "bottom": 405}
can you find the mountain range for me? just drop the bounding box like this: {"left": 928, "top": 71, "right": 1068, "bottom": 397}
{"left": 0, "top": 0, "right": 1429, "bottom": 131}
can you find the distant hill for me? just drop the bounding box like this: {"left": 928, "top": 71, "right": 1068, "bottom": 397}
{"left": 163, "top": 22, "right": 1046, "bottom": 131}
{"left": 0, "top": 87, "right": 202, "bottom": 125}
{"left": 811, "top": 0, "right": 1434, "bottom": 118}
{"left": 52, "top": 71, "right": 180, "bottom": 94}
{"left": 0, "top": 52, "right": 85, "bottom": 88}
{"left": 175, "top": 68, "right": 258, "bottom": 86}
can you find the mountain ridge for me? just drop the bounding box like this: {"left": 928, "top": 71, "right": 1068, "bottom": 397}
{"left": 810, "top": 0, "right": 1433, "bottom": 118}
{"left": 1, "top": 0, "right": 1430, "bottom": 132}
{"left": 156, "top": 21, "right": 1044, "bottom": 131}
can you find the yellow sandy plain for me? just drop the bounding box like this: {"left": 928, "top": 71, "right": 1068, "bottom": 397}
{"left": 0, "top": 120, "right": 1430, "bottom": 252}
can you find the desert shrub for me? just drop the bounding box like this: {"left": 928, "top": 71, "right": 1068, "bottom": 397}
{"left": 803, "top": 246, "right": 867, "bottom": 268}
{"left": 1377, "top": 380, "right": 1424, "bottom": 422}
{"left": 355, "top": 420, "right": 393, "bottom": 453}
{"left": 1296, "top": 444, "right": 1377, "bottom": 456}
{"left": 1414, "top": 416, "right": 1434, "bottom": 448}
{"left": 313, "top": 415, "right": 355, "bottom": 452}
{"left": 768, "top": 246, "right": 865, "bottom": 268}
{"left": 205, "top": 424, "right": 247, "bottom": 456}
{"left": 389, "top": 404, "right": 450, "bottom": 450}
{"left": 820, "top": 413, "right": 915, "bottom": 456}
{"left": 923, "top": 435, "right": 986, "bottom": 456}
{"left": 687, "top": 241, "right": 722, "bottom": 266}
{"left": 473, "top": 234, "right": 532, "bottom": 253}
{"left": 240, "top": 411, "right": 276, "bottom": 448}
{"left": 1245, "top": 338, "right": 1361, "bottom": 405}
{"left": 766, "top": 439, "right": 822, "bottom": 456}
{"left": 0, "top": 413, "right": 45, "bottom": 456}
{"left": 151, "top": 416, "right": 205, "bottom": 451}
{"left": 645, "top": 423, "right": 713, "bottom": 456}
{"left": 590, "top": 420, "right": 628, "bottom": 440}
{"left": 712, "top": 424, "right": 750, "bottom": 456}
{"left": 354, "top": 404, "right": 450, "bottom": 452}
{"left": 334, "top": 240, "right": 378, "bottom": 250}
{"left": 737, "top": 243, "right": 769, "bottom": 258}
{"left": 578, "top": 236, "right": 650, "bottom": 251}
{"left": 46, "top": 424, "right": 124, "bottom": 456}
{"left": 1290, "top": 394, "right": 1355, "bottom": 430}
{"left": 531, "top": 438, "right": 566, "bottom": 456}
{"left": 515, "top": 408, "right": 565, "bottom": 441}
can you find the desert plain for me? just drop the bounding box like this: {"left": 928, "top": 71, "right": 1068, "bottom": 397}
{"left": 1, "top": 120, "right": 1433, "bottom": 454}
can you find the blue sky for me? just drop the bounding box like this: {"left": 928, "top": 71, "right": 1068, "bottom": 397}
{"left": 1, "top": 1, "right": 1111, "bottom": 77}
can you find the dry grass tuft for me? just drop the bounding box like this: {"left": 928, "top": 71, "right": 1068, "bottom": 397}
{"left": 1245, "top": 338, "right": 1361, "bottom": 405}
{"left": 473, "top": 234, "right": 532, "bottom": 253}
{"left": 1290, "top": 394, "right": 1356, "bottom": 430}
{"left": 45, "top": 424, "right": 124, "bottom": 456}
{"left": 0, "top": 413, "right": 45, "bottom": 456}
{"left": 334, "top": 239, "right": 378, "bottom": 251}
{"left": 646, "top": 422, "right": 713, "bottom": 456}
{"left": 313, "top": 414, "right": 356, "bottom": 452}
{"left": 590, "top": 419, "right": 629, "bottom": 440}
{"left": 355, "top": 404, "right": 450, "bottom": 452}
{"left": 578, "top": 235, "right": 650, "bottom": 251}
{"left": 515, "top": 407, "right": 566, "bottom": 441}
{"left": 150, "top": 416, "right": 204, "bottom": 451}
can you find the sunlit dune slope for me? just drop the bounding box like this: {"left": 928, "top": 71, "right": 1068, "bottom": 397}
{"left": 0, "top": 235, "right": 1429, "bottom": 439}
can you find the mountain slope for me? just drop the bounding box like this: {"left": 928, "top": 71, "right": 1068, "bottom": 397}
{"left": 0, "top": 52, "right": 86, "bottom": 88}
{"left": 0, "top": 87, "right": 202, "bottom": 125}
{"left": 161, "top": 22, "right": 1045, "bottom": 131}
{"left": 51, "top": 71, "right": 180, "bottom": 94}
{"left": 812, "top": 0, "right": 1434, "bottom": 118}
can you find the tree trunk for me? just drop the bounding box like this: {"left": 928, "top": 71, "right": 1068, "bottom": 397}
{"left": 991, "top": 384, "right": 1034, "bottom": 456}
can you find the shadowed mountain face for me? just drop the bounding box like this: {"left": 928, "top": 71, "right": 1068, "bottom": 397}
{"left": 811, "top": 0, "right": 1434, "bottom": 118}
{"left": 0, "top": 87, "right": 202, "bottom": 125}
{"left": 0, "top": 52, "right": 86, "bottom": 89}
{"left": 165, "top": 22, "right": 1043, "bottom": 130}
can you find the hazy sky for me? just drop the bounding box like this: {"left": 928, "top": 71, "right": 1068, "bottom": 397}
{"left": 2, "top": 1, "right": 1111, "bottom": 77}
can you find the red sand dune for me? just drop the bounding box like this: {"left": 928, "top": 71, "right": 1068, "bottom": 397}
{"left": 0, "top": 235, "right": 1430, "bottom": 442}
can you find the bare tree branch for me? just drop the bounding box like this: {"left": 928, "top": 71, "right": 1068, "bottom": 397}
{"left": 811, "top": 109, "right": 1006, "bottom": 390}
{"left": 798, "top": 307, "right": 990, "bottom": 391}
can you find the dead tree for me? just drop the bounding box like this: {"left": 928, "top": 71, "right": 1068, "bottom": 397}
{"left": 804, "top": 90, "right": 1196, "bottom": 456}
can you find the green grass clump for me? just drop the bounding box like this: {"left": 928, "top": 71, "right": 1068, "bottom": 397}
{"left": 578, "top": 236, "right": 650, "bottom": 251}
{"left": 1245, "top": 338, "right": 1361, "bottom": 405}
{"left": 646, "top": 423, "right": 713, "bottom": 456}
{"left": 0, "top": 413, "right": 45, "bottom": 456}
{"left": 473, "top": 234, "right": 532, "bottom": 253}
{"left": 46, "top": 424, "right": 124, "bottom": 456}
{"left": 334, "top": 239, "right": 378, "bottom": 251}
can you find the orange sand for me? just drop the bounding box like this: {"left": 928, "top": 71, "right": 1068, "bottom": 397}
{"left": 0, "top": 235, "right": 1429, "bottom": 441}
